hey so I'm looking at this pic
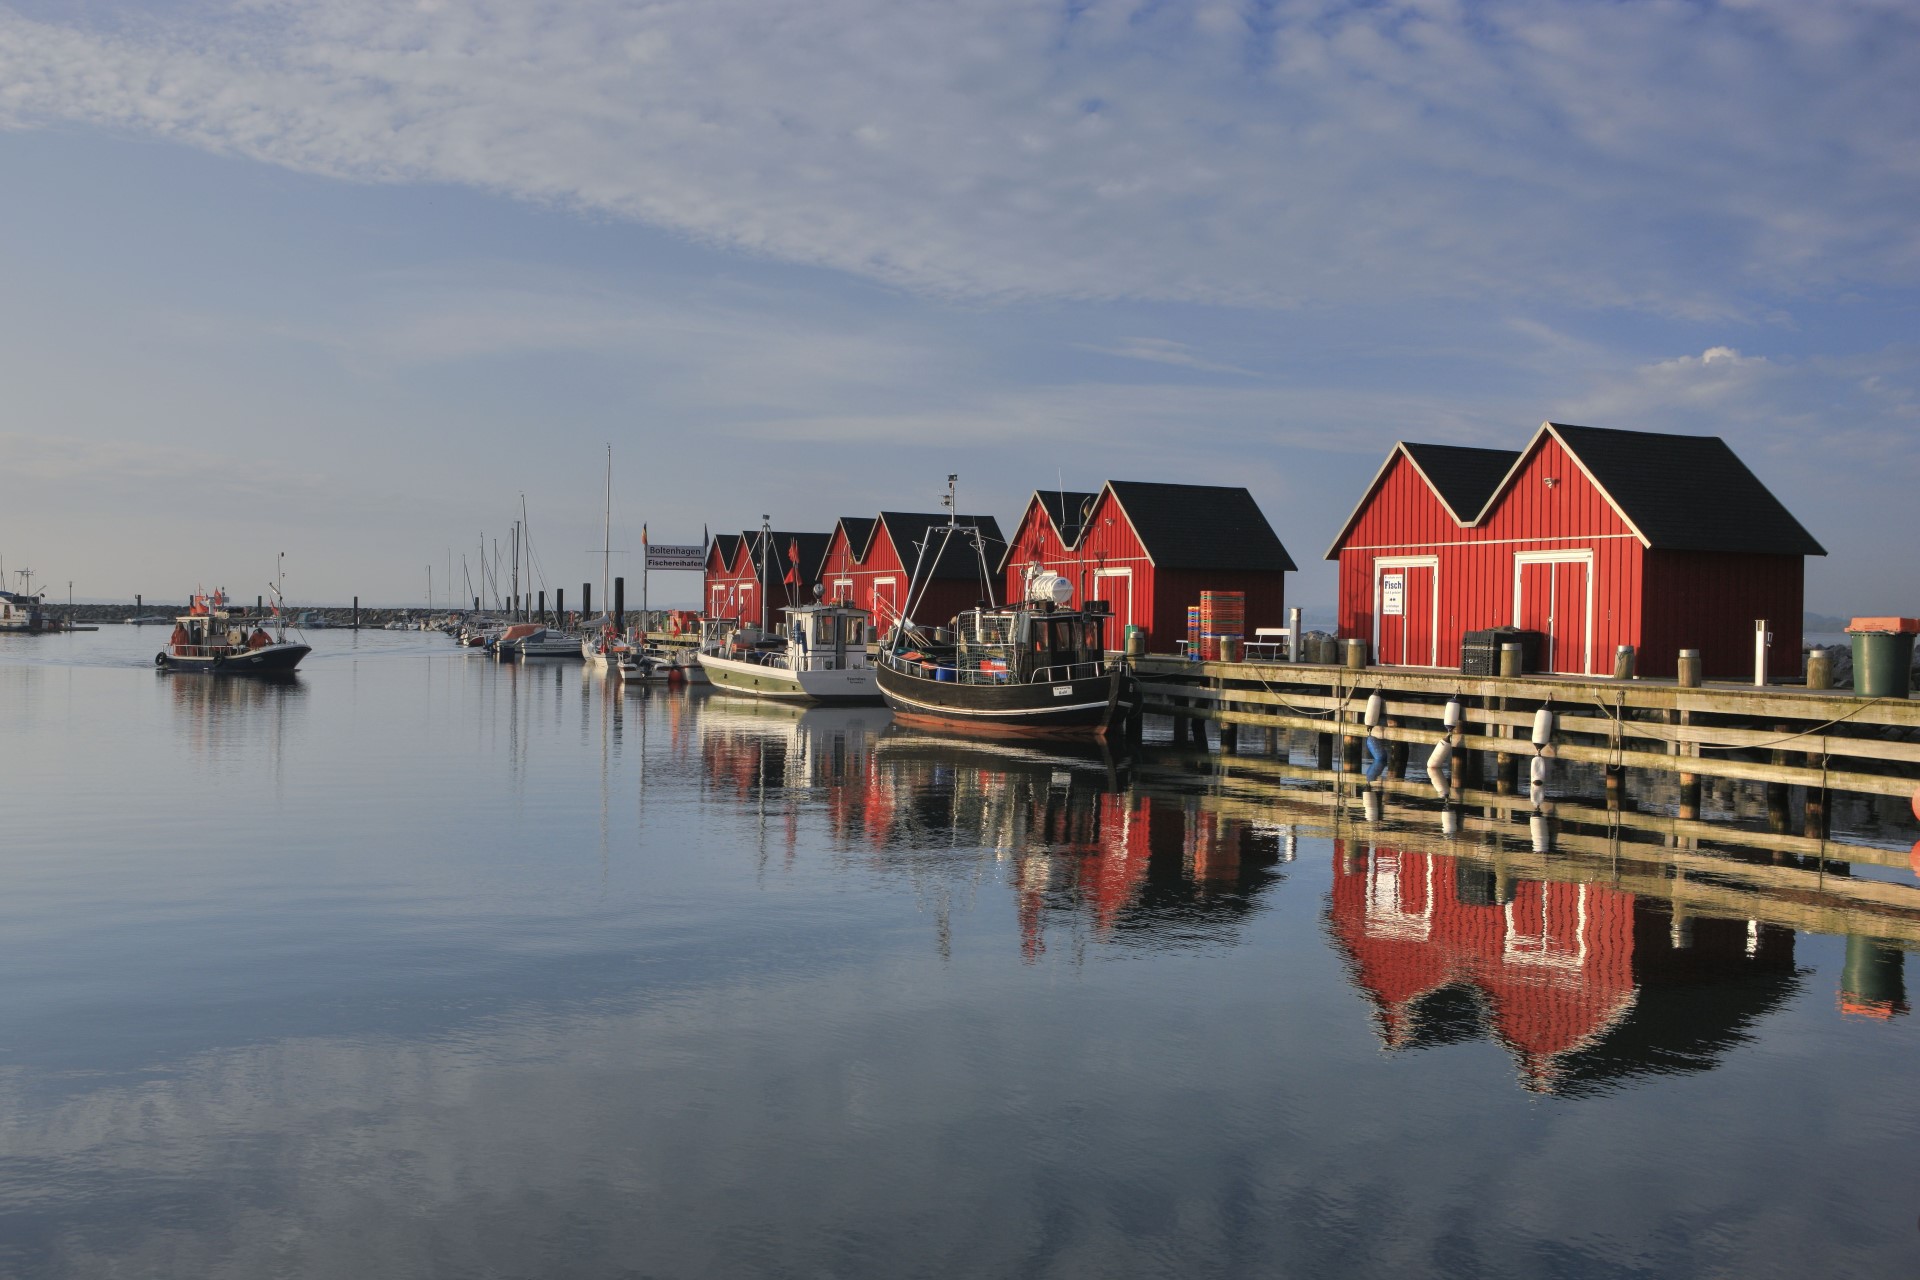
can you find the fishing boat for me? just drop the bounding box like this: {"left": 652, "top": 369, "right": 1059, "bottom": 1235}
{"left": 154, "top": 589, "right": 310, "bottom": 675}
{"left": 873, "top": 512, "right": 1136, "bottom": 738}
{"left": 0, "top": 589, "right": 45, "bottom": 634}
{"left": 697, "top": 602, "right": 880, "bottom": 703}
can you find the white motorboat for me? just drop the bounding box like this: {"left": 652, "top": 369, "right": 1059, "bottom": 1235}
{"left": 494, "top": 623, "right": 580, "bottom": 659}
{"left": 697, "top": 602, "right": 881, "bottom": 704}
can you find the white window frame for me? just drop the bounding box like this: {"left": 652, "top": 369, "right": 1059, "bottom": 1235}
{"left": 1511, "top": 549, "right": 1595, "bottom": 675}
{"left": 1370, "top": 556, "right": 1440, "bottom": 667}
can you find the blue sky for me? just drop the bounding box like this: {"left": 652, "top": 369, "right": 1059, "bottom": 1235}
{"left": 0, "top": 0, "right": 1915, "bottom": 612}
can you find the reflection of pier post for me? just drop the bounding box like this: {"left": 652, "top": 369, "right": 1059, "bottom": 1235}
{"left": 1767, "top": 723, "right": 1792, "bottom": 835}
{"left": 1840, "top": 936, "right": 1908, "bottom": 1018}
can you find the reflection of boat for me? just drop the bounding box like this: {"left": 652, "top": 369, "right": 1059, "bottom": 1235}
{"left": 698, "top": 603, "right": 880, "bottom": 703}
{"left": 876, "top": 560, "right": 1134, "bottom": 738}
{"left": 154, "top": 589, "right": 310, "bottom": 675}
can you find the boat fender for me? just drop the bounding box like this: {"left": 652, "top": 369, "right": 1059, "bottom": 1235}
{"left": 1427, "top": 738, "right": 1452, "bottom": 771}
{"left": 1529, "top": 754, "right": 1548, "bottom": 785}
{"left": 154, "top": 651, "right": 169, "bottom": 667}
{"left": 1364, "top": 692, "right": 1385, "bottom": 728}
{"left": 1442, "top": 697, "right": 1463, "bottom": 730}
{"left": 1531, "top": 707, "right": 1554, "bottom": 749}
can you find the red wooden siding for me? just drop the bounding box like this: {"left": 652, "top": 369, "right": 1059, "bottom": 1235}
{"left": 1336, "top": 439, "right": 1644, "bottom": 673}
{"left": 1640, "top": 550, "right": 1805, "bottom": 679}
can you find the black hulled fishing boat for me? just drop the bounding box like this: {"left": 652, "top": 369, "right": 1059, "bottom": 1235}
{"left": 155, "top": 588, "right": 311, "bottom": 676}
{"left": 873, "top": 483, "right": 1136, "bottom": 739}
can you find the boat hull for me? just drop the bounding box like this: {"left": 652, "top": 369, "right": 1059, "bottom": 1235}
{"left": 158, "top": 643, "right": 311, "bottom": 676}
{"left": 874, "top": 661, "right": 1134, "bottom": 738}
{"left": 698, "top": 653, "right": 882, "bottom": 704}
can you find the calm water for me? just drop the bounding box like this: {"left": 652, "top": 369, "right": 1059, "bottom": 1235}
{"left": 2, "top": 626, "right": 1918, "bottom": 1278}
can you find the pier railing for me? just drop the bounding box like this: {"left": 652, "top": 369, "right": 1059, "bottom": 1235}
{"left": 1132, "top": 655, "right": 1920, "bottom": 802}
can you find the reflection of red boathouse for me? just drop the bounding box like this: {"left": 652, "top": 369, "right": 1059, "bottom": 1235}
{"left": 1328, "top": 843, "right": 1801, "bottom": 1093}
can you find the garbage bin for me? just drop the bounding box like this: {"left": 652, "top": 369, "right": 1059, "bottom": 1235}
{"left": 1123, "top": 624, "right": 1147, "bottom": 657}
{"left": 1850, "top": 628, "right": 1915, "bottom": 698}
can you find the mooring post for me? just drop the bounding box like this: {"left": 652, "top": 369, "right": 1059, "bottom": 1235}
{"left": 1677, "top": 648, "right": 1702, "bottom": 688}
{"left": 614, "top": 577, "right": 625, "bottom": 632}
{"left": 1345, "top": 637, "right": 1367, "bottom": 670}
{"left": 352, "top": 595, "right": 359, "bottom": 630}
{"left": 1807, "top": 647, "right": 1832, "bottom": 690}
{"left": 555, "top": 587, "right": 565, "bottom": 624}
{"left": 1614, "top": 644, "right": 1635, "bottom": 680}
{"left": 1766, "top": 723, "right": 1792, "bottom": 833}
{"left": 583, "top": 582, "right": 593, "bottom": 618}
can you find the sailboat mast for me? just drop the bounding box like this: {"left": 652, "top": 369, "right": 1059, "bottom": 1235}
{"left": 602, "top": 444, "right": 612, "bottom": 618}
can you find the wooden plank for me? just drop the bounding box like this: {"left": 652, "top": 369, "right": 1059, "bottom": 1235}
{"left": 1135, "top": 656, "right": 1920, "bottom": 730}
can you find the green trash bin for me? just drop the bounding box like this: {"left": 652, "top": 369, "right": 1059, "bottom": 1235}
{"left": 1850, "top": 630, "right": 1915, "bottom": 698}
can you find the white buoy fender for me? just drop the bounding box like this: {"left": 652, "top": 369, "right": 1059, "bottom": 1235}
{"left": 1363, "top": 790, "right": 1383, "bottom": 823}
{"left": 1427, "top": 765, "right": 1448, "bottom": 799}
{"left": 1528, "top": 781, "right": 1547, "bottom": 809}
{"left": 1365, "top": 693, "right": 1385, "bottom": 728}
{"left": 1443, "top": 698, "right": 1463, "bottom": 730}
{"left": 1427, "top": 738, "right": 1452, "bottom": 770}
{"left": 1441, "top": 807, "right": 1459, "bottom": 838}
{"left": 1531, "top": 707, "right": 1554, "bottom": 748}
{"left": 1530, "top": 814, "right": 1551, "bottom": 853}
{"left": 1529, "top": 755, "right": 1549, "bottom": 785}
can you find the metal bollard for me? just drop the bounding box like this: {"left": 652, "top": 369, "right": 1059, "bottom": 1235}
{"left": 1613, "top": 644, "right": 1635, "bottom": 680}
{"left": 1498, "top": 642, "right": 1522, "bottom": 678}
{"left": 1677, "top": 648, "right": 1702, "bottom": 688}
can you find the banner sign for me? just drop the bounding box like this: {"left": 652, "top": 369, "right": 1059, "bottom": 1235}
{"left": 1381, "top": 571, "right": 1405, "bottom": 616}
{"left": 646, "top": 544, "right": 707, "bottom": 571}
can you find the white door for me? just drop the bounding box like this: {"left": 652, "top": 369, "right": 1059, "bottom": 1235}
{"left": 1095, "top": 568, "right": 1134, "bottom": 648}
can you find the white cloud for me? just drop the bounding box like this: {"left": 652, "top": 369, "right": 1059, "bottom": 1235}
{"left": 0, "top": 1, "right": 1916, "bottom": 313}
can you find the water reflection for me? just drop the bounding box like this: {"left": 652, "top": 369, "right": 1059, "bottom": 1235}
{"left": 165, "top": 671, "right": 306, "bottom": 765}
{"left": 1328, "top": 840, "right": 1803, "bottom": 1094}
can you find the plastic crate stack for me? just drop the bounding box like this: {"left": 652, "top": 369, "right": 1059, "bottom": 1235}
{"left": 1187, "top": 605, "right": 1201, "bottom": 657}
{"left": 1195, "top": 591, "right": 1245, "bottom": 661}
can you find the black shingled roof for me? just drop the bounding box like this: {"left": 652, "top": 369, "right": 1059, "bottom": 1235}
{"left": 1544, "top": 424, "right": 1826, "bottom": 556}
{"left": 877, "top": 512, "right": 1007, "bottom": 581}
{"left": 1105, "top": 481, "right": 1297, "bottom": 572}
{"left": 1402, "top": 443, "right": 1520, "bottom": 522}
{"left": 743, "top": 530, "right": 835, "bottom": 584}
{"left": 1038, "top": 490, "right": 1099, "bottom": 545}
{"left": 834, "top": 517, "right": 878, "bottom": 563}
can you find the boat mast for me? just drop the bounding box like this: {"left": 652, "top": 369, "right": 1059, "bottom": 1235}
{"left": 602, "top": 444, "right": 612, "bottom": 626}
{"left": 758, "top": 515, "right": 771, "bottom": 634}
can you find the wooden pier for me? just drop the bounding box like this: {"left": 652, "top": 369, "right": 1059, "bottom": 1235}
{"left": 1132, "top": 655, "right": 1920, "bottom": 804}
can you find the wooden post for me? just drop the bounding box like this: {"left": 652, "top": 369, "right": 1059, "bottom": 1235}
{"left": 555, "top": 587, "right": 565, "bottom": 624}
{"left": 1613, "top": 644, "right": 1635, "bottom": 680}
{"left": 1807, "top": 648, "right": 1832, "bottom": 691}
{"left": 352, "top": 595, "right": 359, "bottom": 630}
{"left": 1767, "top": 724, "right": 1791, "bottom": 833}
{"left": 537, "top": 590, "right": 546, "bottom": 623}
{"left": 614, "top": 577, "right": 625, "bottom": 631}
{"left": 583, "top": 582, "right": 593, "bottom": 617}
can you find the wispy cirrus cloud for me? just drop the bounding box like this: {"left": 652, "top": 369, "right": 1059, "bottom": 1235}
{"left": 1, "top": 1, "right": 1916, "bottom": 316}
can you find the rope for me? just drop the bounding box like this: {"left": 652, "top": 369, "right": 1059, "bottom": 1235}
{"left": 1584, "top": 694, "right": 1890, "bottom": 754}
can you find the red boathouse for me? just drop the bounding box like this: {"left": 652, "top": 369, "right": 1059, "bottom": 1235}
{"left": 999, "top": 481, "right": 1296, "bottom": 653}
{"left": 1327, "top": 423, "right": 1825, "bottom": 678}
{"left": 705, "top": 529, "right": 832, "bottom": 628}
{"left": 817, "top": 512, "right": 1005, "bottom": 631}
